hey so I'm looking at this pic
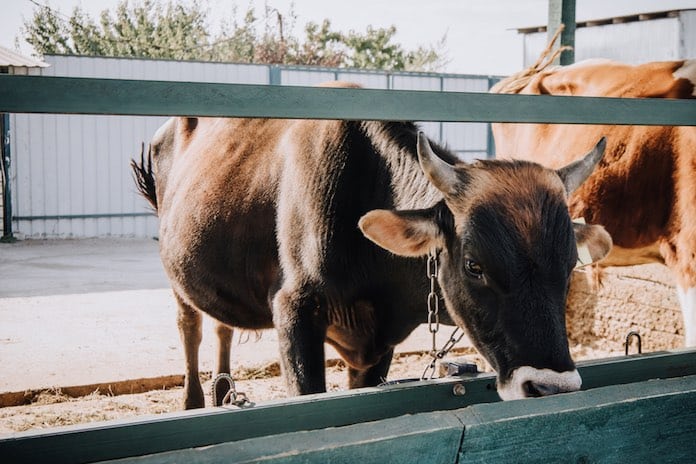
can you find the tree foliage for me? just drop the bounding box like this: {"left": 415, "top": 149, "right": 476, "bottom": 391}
{"left": 22, "top": 0, "right": 448, "bottom": 72}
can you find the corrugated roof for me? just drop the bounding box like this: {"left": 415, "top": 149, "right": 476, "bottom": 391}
{"left": 0, "top": 45, "right": 48, "bottom": 68}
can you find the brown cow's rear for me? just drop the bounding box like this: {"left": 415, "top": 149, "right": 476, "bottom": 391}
{"left": 492, "top": 58, "right": 696, "bottom": 344}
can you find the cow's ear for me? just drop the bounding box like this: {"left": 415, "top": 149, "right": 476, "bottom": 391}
{"left": 359, "top": 209, "right": 443, "bottom": 257}
{"left": 573, "top": 222, "right": 612, "bottom": 267}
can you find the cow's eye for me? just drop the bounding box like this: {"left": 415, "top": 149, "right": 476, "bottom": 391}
{"left": 464, "top": 259, "right": 484, "bottom": 280}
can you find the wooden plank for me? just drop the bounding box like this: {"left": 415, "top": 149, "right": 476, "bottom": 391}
{"left": 456, "top": 374, "right": 696, "bottom": 463}
{"left": 577, "top": 349, "right": 696, "bottom": 389}
{"left": 105, "top": 411, "right": 464, "bottom": 464}
{"left": 59, "top": 374, "right": 696, "bottom": 463}
{"left": 0, "top": 376, "right": 495, "bottom": 464}
{"left": 3, "top": 349, "right": 696, "bottom": 464}
{"left": 0, "top": 75, "right": 695, "bottom": 126}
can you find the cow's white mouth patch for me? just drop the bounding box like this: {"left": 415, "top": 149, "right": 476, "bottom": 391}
{"left": 673, "top": 60, "right": 696, "bottom": 97}
{"left": 497, "top": 366, "right": 582, "bottom": 400}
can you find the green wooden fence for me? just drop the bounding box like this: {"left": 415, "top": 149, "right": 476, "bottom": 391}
{"left": 0, "top": 73, "right": 695, "bottom": 463}
{"left": 1, "top": 75, "right": 695, "bottom": 125}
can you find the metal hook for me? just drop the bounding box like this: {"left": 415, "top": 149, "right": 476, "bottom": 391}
{"left": 625, "top": 331, "right": 642, "bottom": 355}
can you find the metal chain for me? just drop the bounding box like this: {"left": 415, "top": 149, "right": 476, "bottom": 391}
{"left": 426, "top": 251, "right": 440, "bottom": 351}
{"left": 212, "top": 373, "right": 254, "bottom": 408}
{"left": 421, "top": 251, "right": 465, "bottom": 380}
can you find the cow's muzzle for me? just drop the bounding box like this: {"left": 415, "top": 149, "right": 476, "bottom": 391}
{"left": 496, "top": 366, "right": 581, "bottom": 400}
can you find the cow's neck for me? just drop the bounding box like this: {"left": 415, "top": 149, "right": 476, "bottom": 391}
{"left": 360, "top": 121, "right": 444, "bottom": 210}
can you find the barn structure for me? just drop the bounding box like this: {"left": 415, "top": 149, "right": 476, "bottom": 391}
{"left": 1, "top": 55, "right": 497, "bottom": 240}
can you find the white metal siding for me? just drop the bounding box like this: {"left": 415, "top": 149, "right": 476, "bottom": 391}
{"left": 281, "top": 69, "right": 336, "bottom": 86}
{"left": 681, "top": 11, "right": 696, "bottom": 59}
{"left": 336, "top": 72, "right": 388, "bottom": 89}
{"left": 10, "top": 56, "right": 495, "bottom": 238}
{"left": 523, "top": 16, "right": 684, "bottom": 66}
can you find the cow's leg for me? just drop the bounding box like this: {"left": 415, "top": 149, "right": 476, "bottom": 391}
{"left": 348, "top": 348, "right": 394, "bottom": 388}
{"left": 677, "top": 286, "right": 696, "bottom": 346}
{"left": 272, "top": 286, "right": 327, "bottom": 396}
{"left": 212, "top": 323, "right": 234, "bottom": 406}
{"left": 175, "top": 293, "right": 205, "bottom": 409}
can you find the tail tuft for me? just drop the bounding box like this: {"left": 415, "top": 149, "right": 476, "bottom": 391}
{"left": 131, "top": 143, "right": 158, "bottom": 213}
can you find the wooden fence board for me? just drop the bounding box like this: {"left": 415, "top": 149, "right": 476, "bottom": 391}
{"left": 0, "top": 75, "right": 695, "bottom": 126}
{"left": 45, "top": 374, "right": 696, "bottom": 463}
{"left": 106, "top": 411, "right": 464, "bottom": 464}
{"left": 456, "top": 375, "right": 696, "bottom": 463}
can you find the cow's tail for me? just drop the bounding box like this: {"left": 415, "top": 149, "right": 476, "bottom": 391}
{"left": 131, "top": 143, "right": 158, "bottom": 213}
{"left": 491, "top": 24, "right": 571, "bottom": 94}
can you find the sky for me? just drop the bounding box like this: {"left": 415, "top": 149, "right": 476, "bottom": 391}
{"left": 2, "top": 0, "right": 695, "bottom": 75}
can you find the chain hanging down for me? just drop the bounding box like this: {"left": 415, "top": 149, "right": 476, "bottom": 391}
{"left": 421, "top": 251, "right": 465, "bottom": 380}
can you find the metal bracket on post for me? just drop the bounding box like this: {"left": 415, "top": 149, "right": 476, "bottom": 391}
{"left": 547, "top": 0, "right": 576, "bottom": 66}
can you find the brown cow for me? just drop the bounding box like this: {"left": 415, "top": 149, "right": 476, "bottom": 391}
{"left": 492, "top": 58, "right": 696, "bottom": 344}
{"left": 133, "top": 87, "right": 611, "bottom": 408}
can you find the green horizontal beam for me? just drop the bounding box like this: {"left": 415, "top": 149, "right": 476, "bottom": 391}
{"left": 1, "top": 75, "right": 695, "bottom": 125}
{"left": 4, "top": 348, "right": 696, "bottom": 464}
{"left": 47, "top": 375, "right": 696, "bottom": 463}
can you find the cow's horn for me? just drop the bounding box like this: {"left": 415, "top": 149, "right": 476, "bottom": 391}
{"left": 417, "top": 132, "right": 458, "bottom": 195}
{"left": 556, "top": 137, "right": 606, "bottom": 194}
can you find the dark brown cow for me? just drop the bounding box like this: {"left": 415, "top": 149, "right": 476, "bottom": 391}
{"left": 492, "top": 58, "right": 696, "bottom": 345}
{"left": 133, "top": 88, "right": 611, "bottom": 408}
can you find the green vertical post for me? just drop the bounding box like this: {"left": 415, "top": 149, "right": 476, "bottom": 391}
{"left": 547, "top": 0, "right": 576, "bottom": 65}
{"left": 1, "top": 112, "right": 14, "bottom": 242}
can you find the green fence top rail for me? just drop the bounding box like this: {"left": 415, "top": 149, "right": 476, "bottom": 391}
{"left": 1, "top": 75, "right": 695, "bottom": 125}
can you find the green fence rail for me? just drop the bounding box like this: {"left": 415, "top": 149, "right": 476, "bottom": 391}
{"left": 0, "top": 75, "right": 695, "bottom": 125}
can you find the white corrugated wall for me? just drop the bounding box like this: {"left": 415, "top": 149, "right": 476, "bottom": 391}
{"left": 9, "top": 56, "right": 495, "bottom": 238}
{"left": 522, "top": 12, "right": 692, "bottom": 67}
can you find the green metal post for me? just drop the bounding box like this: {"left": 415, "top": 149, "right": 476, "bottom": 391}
{"left": 1, "top": 112, "right": 14, "bottom": 242}
{"left": 547, "top": 0, "right": 576, "bottom": 65}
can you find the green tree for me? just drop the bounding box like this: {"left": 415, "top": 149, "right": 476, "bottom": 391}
{"left": 22, "top": 0, "right": 448, "bottom": 72}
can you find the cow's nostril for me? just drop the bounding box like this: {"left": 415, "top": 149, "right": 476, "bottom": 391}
{"left": 523, "top": 380, "right": 559, "bottom": 397}
{"left": 523, "top": 380, "right": 541, "bottom": 397}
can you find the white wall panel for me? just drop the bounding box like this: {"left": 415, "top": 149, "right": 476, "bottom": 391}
{"left": 336, "top": 72, "right": 388, "bottom": 89}
{"left": 281, "top": 69, "right": 336, "bottom": 86}
{"left": 523, "top": 17, "right": 684, "bottom": 67}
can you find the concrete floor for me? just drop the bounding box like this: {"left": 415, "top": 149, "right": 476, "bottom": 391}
{"left": 0, "top": 238, "right": 466, "bottom": 394}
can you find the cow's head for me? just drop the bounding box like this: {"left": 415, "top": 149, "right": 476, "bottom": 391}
{"left": 359, "top": 133, "right": 611, "bottom": 400}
